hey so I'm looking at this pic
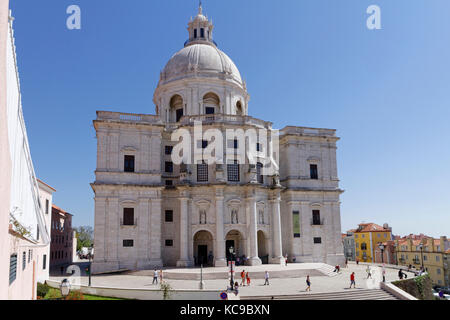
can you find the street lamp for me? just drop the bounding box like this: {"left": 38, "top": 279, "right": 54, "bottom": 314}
{"left": 229, "top": 246, "right": 234, "bottom": 290}
{"left": 60, "top": 278, "right": 71, "bottom": 299}
{"left": 378, "top": 243, "right": 385, "bottom": 264}
{"left": 419, "top": 243, "right": 424, "bottom": 270}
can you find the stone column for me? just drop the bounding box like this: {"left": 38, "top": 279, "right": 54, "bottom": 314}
{"left": 149, "top": 197, "right": 163, "bottom": 267}
{"left": 270, "top": 196, "right": 284, "bottom": 264}
{"left": 300, "top": 201, "right": 313, "bottom": 262}
{"left": 137, "top": 198, "right": 150, "bottom": 269}
{"left": 177, "top": 195, "right": 192, "bottom": 267}
{"left": 214, "top": 188, "right": 227, "bottom": 266}
{"left": 247, "top": 196, "right": 261, "bottom": 265}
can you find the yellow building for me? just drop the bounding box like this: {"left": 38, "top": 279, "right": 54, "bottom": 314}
{"left": 353, "top": 223, "right": 392, "bottom": 263}
{"left": 395, "top": 236, "right": 449, "bottom": 287}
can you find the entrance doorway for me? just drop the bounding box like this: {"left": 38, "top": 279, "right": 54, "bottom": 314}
{"left": 193, "top": 230, "right": 214, "bottom": 266}
{"left": 198, "top": 245, "right": 207, "bottom": 265}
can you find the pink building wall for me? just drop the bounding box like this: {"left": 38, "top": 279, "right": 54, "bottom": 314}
{"left": 0, "top": 0, "right": 12, "bottom": 301}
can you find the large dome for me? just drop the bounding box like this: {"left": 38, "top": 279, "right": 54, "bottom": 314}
{"left": 161, "top": 43, "right": 243, "bottom": 86}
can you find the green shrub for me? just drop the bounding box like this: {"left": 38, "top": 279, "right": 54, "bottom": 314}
{"left": 45, "top": 288, "right": 62, "bottom": 300}
{"left": 66, "top": 290, "right": 85, "bottom": 300}
{"left": 37, "top": 282, "right": 50, "bottom": 298}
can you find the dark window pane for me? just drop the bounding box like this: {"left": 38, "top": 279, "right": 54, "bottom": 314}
{"left": 310, "top": 164, "right": 318, "bottom": 180}
{"left": 165, "top": 210, "right": 173, "bottom": 222}
{"left": 165, "top": 180, "right": 173, "bottom": 186}
{"left": 165, "top": 146, "right": 173, "bottom": 155}
{"left": 45, "top": 199, "right": 49, "bottom": 214}
{"left": 314, "top": 237, "right": 322, "bottom": 244}
{"left": 43, "top": 254, "right": 47, "bottom": 270}
{"left": 197, "top": 162, "right": 208, "bottom": 182}
{"left": 176, "top": 109, "right": 184, "bottom": 122}
{"left": 22, "top": 252, "right": 26, "bottom": 270}
{"left": 165, "top": 162, "right": 173, "bottom": 173}
{"left": 165, "top": 239, "right": 173, "bottom": 247}
{"left": 257, "top": 162, "right": 263, "bottom": 184}
{"left": 205, "top": 107, "right": 215, "bottom": 115}
{"left": 123, "top": 240, "right": 134, "bottom": 247}
{"left": 9, "top": 254, "right": 17, "bottom": 285}
{"left": 194, "top": 29, "right": 197, "bottom": 38}
{"left": 312, "top": 210, "right": 321, "bottom": 225}
{"left": 124, "top": 155, "right": 135, "bottom": 172}
{"left": 200, "top": 28, "right": 205, "bottom": 38}
{"left": 123, "top": 208, "right": 134, "bottom": 226}
{"left": 227, "top": 161, "right": 240, "bottom": 182}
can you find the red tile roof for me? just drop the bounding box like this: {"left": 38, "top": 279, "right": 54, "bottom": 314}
{"left": 355, "top": 223, "right": 389, "bottom": 233}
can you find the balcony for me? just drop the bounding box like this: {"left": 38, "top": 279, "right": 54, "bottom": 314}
{"left": 310, "top": 218, "right": 325, "bottom": 226}
{"left": 179, "top": 114, "right": 271, "bottom": 128}
{"left": 120, "top": 218, "right": 137, "bottom": 227}
{"left": 96, "top": 111, "right": 162, "bottom": 125}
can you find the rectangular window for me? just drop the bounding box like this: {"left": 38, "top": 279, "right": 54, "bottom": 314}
{"left": 165, "top": 180, "right": 173, "bottom": 186}
{"left": 197, "top": 162, "right": 208, "bottom": 182}
{"left": 165, "top": 210, "right": 173, "bottom": 222}
{"left": 45, "top": 199, "right": 49, "bottom": 214}
{"left": 227, "top": 161, "right": 240, "bottom": 182}
{"left": 436, "top": 255, "right": 440, "bottom": 262}
{"left": 9, "top": 254, "right": 17, "bottom": 285}
{"left": 43, "top": 254, "right": 47, "bottom": 270}
{"left": 165, "top": 161, "right": 173, "bottom": 173}
{"left": 313, "top": 237, "right": 322, "bottom": 244}
{"left": 312, "top": 210, "right": 321, "bottom": 225}
{"left": 194, "top": 29, "right": 197, "bottom": 38}
{"left": 310, "top": 164, "right": 318, "bottom": 180}
{"left": 176, "top": 108, "right": 184, "bottom": 122}
{"left": 200, "top": 28, "right": 205, "bottom": 38}
{"left": 361, "top": 243, "right": 367, "bottom": 250}
{"left": 423, "top": 255, "right": 427, "bottom": 261}
{"left": 165, "top": 239, "right": 174, "bottom": 247}
{"left": 123, "top": 240, "right": 134, "bottom": 247}
{"left": 37, "top": 225, "right": 40, "bottom": 241}
{"left": 124, "top": 155, "right": 135, "bottom": 172}
{"left": 123, "top": 208, "right": 135, "bottom": 226}
{"left": 22, "top": 252, "right": 26, "bottom": 271}
{"left": 256, "top": 143, "right": 262, "bottom": 152}
{"left": 165, "top": 146, "right": 173, "bottom": 155}
{"left": 257, "top": 162, "right": 263, "bottom": 184}
{"left": 437, "top": 268, "right": 441, "bottom": 274}
{"left": 292, "top": 211, "right": 300, "bottom": 238}
{"left": 205, "top": 107, "right": 215, "bottom": 115}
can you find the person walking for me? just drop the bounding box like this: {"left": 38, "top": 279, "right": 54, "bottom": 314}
{"left": 366, "top": 265, "right": 372, "bottom": 279}
{"left": 356, "top": 258, "right": 359, "bottom": 265}
{"left": 382, "top": 266, "right": 386, "bottom": 283}
{"left": 234, "top": 282, "right": 239, "bottom": 296}
{"left": 349, "top": 272, "right": 356, "bottom": 288}
{"left": 285, "top": 254, "right": 288, "bottom": 266}
{"left": 345, "top": 258, "right": 348, "bottom": 268}
{"left": 246, "top": 272, "right": 251, "bottom": 286}
{"left": 398, "top": 269, "right": 403, "bottom": 280}
{"left": 264, "top": 271, "right": 270, "bottom": 285}
{"left": 152, "top": 269, "right": 159, "bottom": 285}
{"left": 305, "top": 275, "right": 311, "bottom": 292}
{"left": 241, "top": 270, "right": 246, "bottom": 286}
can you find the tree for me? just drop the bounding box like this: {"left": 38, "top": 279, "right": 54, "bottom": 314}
{"left": 74, "top": 226, "right": 93, "bottom": 251}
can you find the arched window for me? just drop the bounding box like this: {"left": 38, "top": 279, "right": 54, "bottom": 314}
{"left": 203, "top": 92, "right": 220, "bottom": 115}
{"left": 170, "top": 95, "right": 184, "bottom": 122}
{"left": 236, "top": 101, "right": 243, "bottom": 116}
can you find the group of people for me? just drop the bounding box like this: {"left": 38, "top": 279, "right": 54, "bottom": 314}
{"left": 152, "top": 269, "right": 164, "bottom": 285}
{"left": 240, "top": 270, "right": 252, "bottom": 286}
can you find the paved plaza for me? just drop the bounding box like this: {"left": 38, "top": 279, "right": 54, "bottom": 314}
{"left": 50, "top": 262, "right": 415, "bottom": 298}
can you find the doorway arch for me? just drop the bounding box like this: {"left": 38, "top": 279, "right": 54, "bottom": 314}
{"left": 193, "top": 230, "right": 214, "bottom": 266}
{"left": 225, "top": 230, "right": 245, "bottom": 262}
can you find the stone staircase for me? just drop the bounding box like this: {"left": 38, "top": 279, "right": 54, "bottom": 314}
{"left": 241, "top": 288, "right": 399, "bottom": 300}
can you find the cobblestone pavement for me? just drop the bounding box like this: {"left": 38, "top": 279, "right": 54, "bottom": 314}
{"left": 50, "top": 262, "right": 415, "bottom": 297}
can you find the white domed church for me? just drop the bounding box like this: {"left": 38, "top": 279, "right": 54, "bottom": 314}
{"left": 91, "top": 4, "right": 345, "bottom": 273}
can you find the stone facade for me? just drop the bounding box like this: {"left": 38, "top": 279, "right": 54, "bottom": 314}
{"left": 91, "top": 5, "right": 345, "bottom": 273}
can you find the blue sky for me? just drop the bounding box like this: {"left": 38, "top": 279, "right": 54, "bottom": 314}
{"left": 9, "top": 0, "right": 450, "bottom": 237}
